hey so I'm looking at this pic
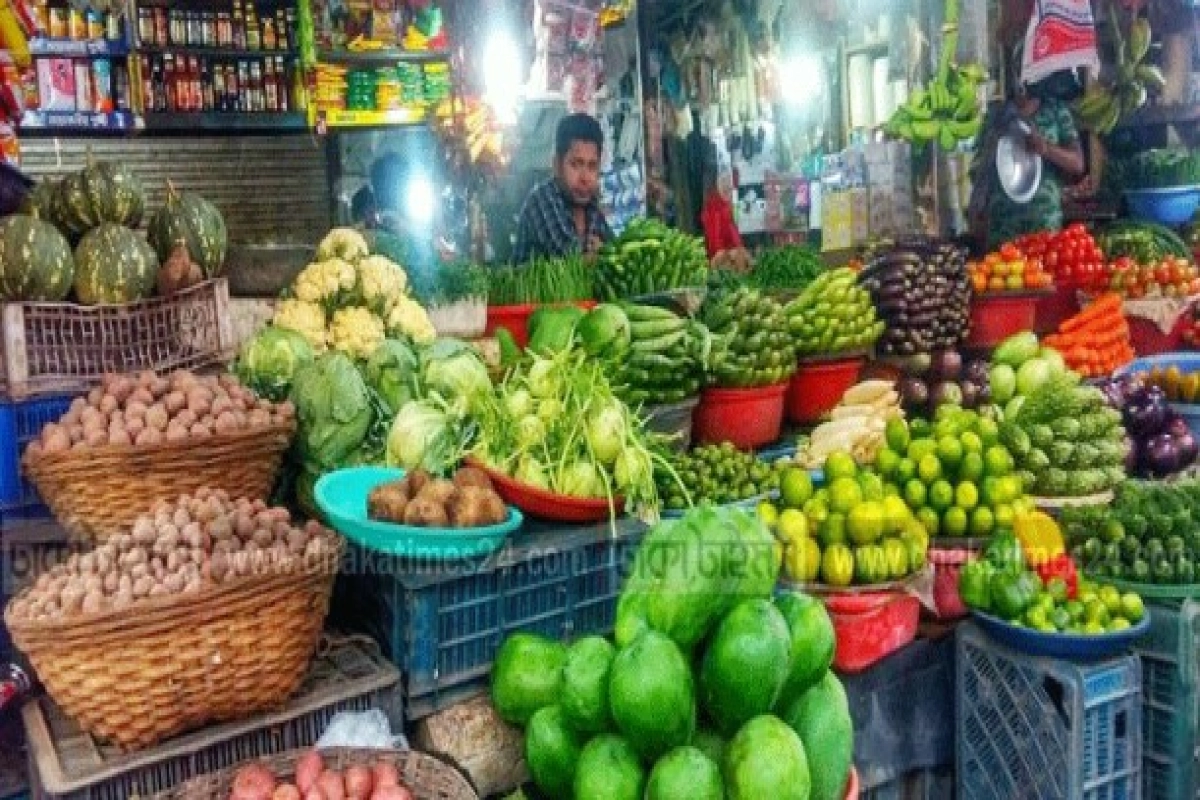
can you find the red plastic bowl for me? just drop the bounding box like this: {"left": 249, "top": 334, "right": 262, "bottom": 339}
{"left": 823, "top": 591, "right": 920, "bottom": 673}
{"left": 693, "top": 382, "right": 788, "bottom": 450}
{"left": 484, "top": 301, "right": 597, "bottom": 348}
{"left": 786, "top": 356, "right": 865, "bottom": 424}
{"left": 928, "top": 545, "right": 981, "bottom": 621}
{"left": 464, "top": 458, "right": 621, "bottom": 523}
{"left": 966, "top": 292, "right": 1046, "bottom": 349}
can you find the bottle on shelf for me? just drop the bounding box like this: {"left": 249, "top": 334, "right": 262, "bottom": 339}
{"left": 245, "top": 1, "right": 260, "bottom": 50}
{"left": 232, "top": 0, "right": 246, "bottom": 49}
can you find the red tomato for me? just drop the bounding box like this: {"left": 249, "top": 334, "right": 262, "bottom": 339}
{"left": 1044, "top": 251, "right": 1059, "bottom": 270}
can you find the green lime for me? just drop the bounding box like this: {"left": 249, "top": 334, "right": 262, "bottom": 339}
{"left": 895, "top": 458, "right": 917, "bottom": 485}
{"left": 909, "top": 418, "right": 932, "bottom": 440}
{"left": 916, "top": 507, "right": 941, "bottom": 537}
{"left": 956, "top": 482, "right": 980, "bottom": 510}
{"left": 847, "top": 501, "right": 886, "bottom": 546}
{"left": 959, "top": 451, "right": 985, "bottom": 484}
{"left": 907, "top": 439, "right": 938, "bottom": 465}
{"left": 903, "top": 479, "right": 928, "bottom": 509}
{"left": 780, "top": 468, "right": 815, "bottom": 509}
{"left": 882, "top": 495, "right": 911, "bottom": 534}
{"left": 960, "top": 431, "right": 984, "bottom": 453}
{"left": 918, "top": 454, "right": 943, "bottom": 484}
{"left": 929, "top": 480, "right": 955, "bottom": 512}
{"left": 828, "top": 478, "right": 863, "bottom": 515}
{"left": 857, "top": 471, "right": 886, "bottom": 502}
{"left": 819, "top": 512, "right": 848, "bottom": 547}
{"left": 875, "top": 448, "right": 901, "bottom": 479}
{"left": 885, "top": 418, "right": 911, "bottom": 453}
{"left": 824, "top": 452, "right": 859, "bottom": 482}
{"left": 1121, "top": 592, "right": 1144, "bottom": 623}
{"left": 977, "top": 418, "right": 1000, "bottom": 447}
{"left": 937, "top": 436, "right": 964, "bottom": 471}
{"left": 969, "top": 506, "right": 994, "bottom": 537}
{"left": 942, "top": 507, "right": 969, "bottom": 537}
{"left": 993, "top": 503, "right": 1016, "bottom": 530}
{"left": 984, "top": 446, "right": 1014, "bottom": 477}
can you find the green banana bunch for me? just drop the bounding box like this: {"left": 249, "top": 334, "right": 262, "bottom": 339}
{"left": 885, "top": 62, "right": 986, "bottom": 151}
{"left": 1074, "top": 14, "right": 1163, "bottom": 135}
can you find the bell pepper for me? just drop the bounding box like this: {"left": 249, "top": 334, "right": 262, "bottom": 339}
{"left": 1014, "top": 510, "right": 1065, "bottom": 567}
{"left": 989, "top": 569, "right": 1040, "bottom": 621}
{"left": 959, "top": 560, "right": 995, "bottom": 612}
{"left": 985, "top": 532, "right": 1025, "bottom": 576}
{"left": 1035, "top": 553, "right": 1079, "bottom": 600}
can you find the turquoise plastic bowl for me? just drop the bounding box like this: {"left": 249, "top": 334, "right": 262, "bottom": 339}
{"left": 314, "top": 466, "right": 523, "bottom": 558}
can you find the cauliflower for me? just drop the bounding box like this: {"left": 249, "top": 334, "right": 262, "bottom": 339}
{"left": 386, "top": 295, "right": 437, "bottom": 344}
{"left": 273, "top": 299, "right": 328, "bottom": 351}
{"left": 316, "top": 227, "right": 370, "bottom": 263}
{"left": 293, "top": 258, "right": 357, "bottom": 305}
{"left": 328, "top": 306, "right": 386, "bottom": 360}
{"left": 357, "top": 255, "right": 409, "bottom": 314}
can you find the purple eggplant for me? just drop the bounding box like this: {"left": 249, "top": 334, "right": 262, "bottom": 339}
{"left": 1123, "top": 387, "right": 1169, "bottom": 438}
{"left": 1176, "top": 431, "right": 1199, "bottom": 468}
{"left": 900, "top": 377, "right": 930, "bottom": 409}
{"left": 930, "top": 350, "right": 963, "bottom": 380}
{"left": 1143, "top": 433, "right": 1181, "bottom": 477}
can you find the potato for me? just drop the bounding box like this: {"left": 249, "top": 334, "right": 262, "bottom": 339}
{"left": 343, "top": 765, "right": 373, "bottom": 799}
{"left": 230, "top": 762, "right": 278, "bottom": 800}
{"left": 84, "top": 428, "right": 108, "bottom": 447}
{"left": 212, "top": 396, "right": 233, "bottom": 417}
{"left": 87, "top": 387, "right": 104, "bottom": 407}
{"left": 403, "top": 497, "right": 449, "bottom": 527}
{"left": 248, "top": 409, "right": 273, "bottom": 428}
{"left": 81, "top": 591, "right": 104, "bottom": 614}
{"left": 215, "top": 411, "right": 240, "bottom": 434}
{"left": 42, "top": 425, "right": 71, "bottom": 454}
{"left": 135, "top": 428, "right": 163, "bottom": 446}
{"left": 145, "top": 404, "right": 170, "bottom": 432}
{"left": 191, "top": 422, "right": 213, "bottom": 438}
{"left": 98, "top": 394, "right": 119, "bottom": 415}
{"left": 130, "top": 387, "right": 155, "bottom": 407}
{"left": 151, "top": 377, "right": 170, "bottom": 398}
{"left": 417, "top": 479, "right": 457, "bottom": 507}
{"left": 109, "top": 428, "right": 133, "bottom": 446}
{"left": 293, "top": 748, "right": 324, "bottom": 793}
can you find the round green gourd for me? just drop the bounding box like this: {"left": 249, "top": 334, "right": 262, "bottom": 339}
{"left": 73, "top": 224, "right": 158, "bottom": 304}
{"left": 0, "top": 213, "right": 75, "bottom": 301}
{"left": 147, "top": 184, "right": 228, "bottom": 278}
{"left": 55, "top": 156, "right": 146, "bottom": 236}
{"left": 19, "top": 179, "right": 60, "bottom": 221}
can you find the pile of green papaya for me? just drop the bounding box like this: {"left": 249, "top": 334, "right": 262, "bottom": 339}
{"left": 595, "top": 218, "right": 709, "bottom": 300}
{"left": 784, "top": 267, "right": 884, "bottom": 358}
{"left": 701, "top": 287, "right": 796, "bottom": 388}
{"left": 611, "top": 304, "right": 710, "bottom": 405}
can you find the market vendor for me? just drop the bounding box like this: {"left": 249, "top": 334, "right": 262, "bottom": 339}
{"left": 512, "top": 113, "right": 613, "bottom": 263}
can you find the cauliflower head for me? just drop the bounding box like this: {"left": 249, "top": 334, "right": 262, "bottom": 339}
{"left": 273, "top": 299, "right": 328, "bottom": 351}
{"left": 386, "top": 295, "right": 437, "bottom": 344}
{"left": 358, "top": 255, "right": 409, "bottom": 313}
{"left": 315, "top": 227, "right": 370, "bottom": 263}
{"left": 328, "top": 306, "right": 387, "bottom": 360}
{"left": 293, "top": 258, "right": 357, "bottom": 305}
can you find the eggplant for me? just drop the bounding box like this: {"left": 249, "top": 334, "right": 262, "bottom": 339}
{"left": 1123, "top": 387, "right": 1168, "bottom": 437}
{"left": 1143, "top": 433, "right": 1181, "bottom": 477}
{"left": 931, "top": 350, "right": 963, "bottom": 380}
{"left": 900, "top": 377, "right": 930, "bottom": 408}
{"left": 1177, "top": 431, "right": 1199, "bottom": 468}
{"left": 965, "top": 359, "right": 991, "bottom": 386}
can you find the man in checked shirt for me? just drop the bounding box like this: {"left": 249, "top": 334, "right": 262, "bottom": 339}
{"left": 512, "top": 112, "right": 614, "bottom": 263}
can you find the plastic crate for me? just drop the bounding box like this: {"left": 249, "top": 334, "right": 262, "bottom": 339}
{"left": 0, "top": 396, "right": 71, "bottom": 515}
{"left": 860, "top": 767, "right": 955, "bottom": 800}
{"left": 22, "top": 637, "right": 400, "bottom": 800}
{"left": 331, "top": 518, "right": 646, "bottom": 721}
{"left": 0, "top": 278, "right": 235, "bottom": 401}
{"left": 1132, "top": 601, "right": 1200, "bottom": 800}
{"left": 957, "top": 622, "right": 1142, "bottom": 800}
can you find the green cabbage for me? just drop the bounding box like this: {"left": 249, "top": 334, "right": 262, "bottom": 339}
{"left": 290, "top": 352, "right": 375, "bottom": 471}
{"left": 385, "top": 399, "right": 468, "bottom": 474}
{"left": 420, "top": 338, "right": 493, "bottom": 414}
{"left": 234, "top": 326, "right": 314, "bottom": 401}
{"left": 363, "top": 338, "right": 420, "bottom": 415}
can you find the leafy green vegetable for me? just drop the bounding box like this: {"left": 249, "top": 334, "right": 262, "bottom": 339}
{"left": 384, "top": 398, "right": 471, "bottom": 474}
{"left": 420, "top": 338, "right": 493, "bottom": 415}
{"left": 576, "top": 304, "right": 631, "bottom": 359}
{"left": 489, "top": 254, "right": 594, "bottom": 305}
{"left": 290, "top": 352, "right": 377, "bottom": 471}
{"left": 362, "top": 339, "right": 420, "bottom": 416}
{"left": 234, "top": 326, "right": 315, "bottom": 401}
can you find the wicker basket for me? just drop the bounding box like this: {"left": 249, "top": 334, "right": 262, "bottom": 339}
{"left": 155, "top": 747, "right": 478, "bottom": 799}
{"left": 22, "top": 419, "right": 295, "bottom": 542}
{"left": 3, "top": 529, "right": 343, "bottom": 752}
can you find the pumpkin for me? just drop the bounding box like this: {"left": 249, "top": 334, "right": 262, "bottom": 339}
{"left": 55, "top": 155, "right": 146, "bottom": 237}
{"left": 0, "top": 213, "right": 75, "bottom": 301}
{"left": 156, "top": 240, "right": 204, "bottom": 296}
{"left": 147, "top": 184, "right": 228, "bottom": 278}
{"left": 73, "top": 224, "right": 158, "bottom": 304}
{"left": 19, "top": 179, "right": 60, "bottom": 221}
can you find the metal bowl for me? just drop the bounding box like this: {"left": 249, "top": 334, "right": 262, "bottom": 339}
{"left": 996, "top": 120, "right": 1042, "bottom": 204}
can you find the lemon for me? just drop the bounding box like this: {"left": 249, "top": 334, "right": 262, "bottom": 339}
{"left": 1121, "top": 592, "right": 1144, "bottom": 623}
{"left": 757, "top": 501, "right": 780, "bottom": 530}
{"left": 779, "top": 467, "right": 814, "bottom": 509}
{"left": 828, "top": 477, "right": 863, "bottom": 515}
{"left": 882, "top": 495, "right": 911, "bottom": 534}
{"left": 824, "top": 451, "right": 859, "bottom": 482}
{"left": 777, "top": 509, "right": 810, "bottom": 544}
{"left": 785, "top": 536, "right": 822, "bottom": 582}
{"left": 847, "top": 501, "right": 886, "bottom": 546}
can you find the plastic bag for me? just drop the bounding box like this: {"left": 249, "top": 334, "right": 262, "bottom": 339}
{"left": 316, "top": 710, "right": 408, "bottom": 750}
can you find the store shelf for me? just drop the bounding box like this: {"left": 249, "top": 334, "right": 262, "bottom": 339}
{"left": 144, "top": 110, "right": 307, "bottom": 132}
{"left": 316, "top": 47, "right": 449, "bottom": 66}
{"left": 1116, "top": 103, "right": 1200, "bottom": 130}
{"left": 19, "top": 109, "right": 142, "bottom": 133}
{"left": 138, "top": 44, "right": 298, "bottom": 60}
{"left": 314, "top": 107, "right": 427, "bottom": 129}
{"left": 29, "top": 37, "right": 130, "bottom": 58}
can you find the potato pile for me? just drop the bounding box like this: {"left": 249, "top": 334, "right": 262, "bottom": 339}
{"left": 368, "top": 467, "right": 507, "bottom": 528}
{"left": 5, "top": 489, "right": 335, "bottom": 622}
{"left": 229, "top": 749, "right": 414, "bottom": 800}
{"left": 25, "top": 370, "right": 294, "bottom": 456}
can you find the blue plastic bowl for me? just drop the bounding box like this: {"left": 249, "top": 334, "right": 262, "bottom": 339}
{"left": 1116, "top": 352, "right": 1200, "bottom": 440}
{"left": 1124, "top": 186, "right": 1200, "bottom": 227}
{"left": 314, "top": 466, "right": 523, "bottom": 559}
{"left": 972, "top": 610, "right": 1151, "bottom": 659}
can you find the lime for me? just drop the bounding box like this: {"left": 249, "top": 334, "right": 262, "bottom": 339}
{"left": 881, "top": 495, "right": 911, "bottom": 534}
{"left": 1046, "top": 577, "right": 1069, "bottom": 604}
{"left": 757, "top": 502, "right": 780, "bottom": 531}
{"left": 993, "top": 503, "right": 1016, "bottom": 530}
{"left": 858, "top": 472, "right": 886, "bottom": 502}
{"left": 1083, "top": 621, "right": 1106, "bottom": 635}
{"left": 918, "top": 454, "right": 943, "bottom": 484}
{"left": 942, "top": 507, "right": 969, "bottom": 537}
{"left": 1050, "top": 607, "right": 1072, "bottom": 631}
{"left": 821, "top": 543, "right": 855, "bottom": 587}
{"left": 824, "top": 452, "right": 859, "bottom": 482}
{"left": 847, "top": 501, "right": 886, "bottom": 546}
{"left": 819, "top": 512, "right": 848, "bottom": 547}
{"left": 883, "top": 482, "right": 901, "bottom": 498}
{"left": 1120, "top": 592, "right": 1144, "bottom": 623}
{"left": 959, "top": 452, "right": 985, "bottom": 483}
{"left": 780, "top": 468, "right": 815, "bottom": 509}
{"left": 785, "top": 536, "right": 822, "bottom": 583}
{"left": 875, "top": 448, "right": 901, "bottom": 479}
{"left": 960, "top": 431, "right": 984, "bottom": 453}
{"left": 1065, "top": 600, "right": 1084, "bottom": 620}
{"left": 909, "top": 418, "right": 932, "bottom": 440}
{"left": 1084, "top": 599, "right": 1110, "bottom": 626}
{"left": 956, "top": 481, "right": 980, "bottom": 511}
{"left": 882, "top": 538, "right": 909, "bottom": 580}
{"left": 777, "top": 509, "right": 810, "bottom": 544}
{"left": 1102, "top": 519, "right": 1126, "bottom": 544}
{"left": 969, "top": 506, "right": 995, "bottom": 537}
{"left": 854, "top": 545, "right": 888, "bottom": 585}
{"left": 908, "top": 439, "right": 938, "bottom": 464}
{"left": 1025, "top": 606, "right": 1049, "bottom": 629}
{"left": 828, "top": 478, "right": 863, "bottom": 515}
{"left": 937, "top": 436, "right": 964, "bottom": 471}
{"left": 984, "top": 446, "right": 1014, "bottom": 477}
{"left": 977, "top": 418, "right": 1000, "bottom": 447}
{"left": 929, "top": 480, "right": 955, "bottom": 512}
{"left": 885, "top": 418, "right": 910, "bottom": 453}
{"left": 1098, "top": 585, "right": 1123, "bottom": 617}
{"left": 916, "top": 507, "right": 941, "bottom": 537}
{"left": 895, "top": 458, "right": 918, "bottom": 485}
{"left": 998, "top": 475, "right": 1023, "bottom": 504}
{"left": 904, "top": 479, "right": 928, "bottom": 509}
{"left": 1108, "top": 617, "right": 1132, "bottom": 632}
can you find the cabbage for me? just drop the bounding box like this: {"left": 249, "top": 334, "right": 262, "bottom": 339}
{"left": 420, "top": 338, "right": 493, "bottom": 414}
{"left": 385, "top": 399, "right": 466, "bottom": 474}
{"left": 364, "top": 339, "right": 420, "bottom": 415}
{"left": 290, "top": 353, "right": 375, "bottom": 471}
{"left": 235, "top": 326, "right": 315, "bottom": 401}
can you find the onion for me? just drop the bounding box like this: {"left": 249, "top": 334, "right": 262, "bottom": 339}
{"left": 294, "top": 750, "right": 325, "bottom": 793}
{"left": 371, "top": 763, "right": 400, "bottom": 789}
{"left": 343, "top": 765, "right": 374, "bottom": 799}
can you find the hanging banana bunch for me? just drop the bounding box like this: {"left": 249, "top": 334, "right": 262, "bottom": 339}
{"left": 883, "top": 0, "right": 986, "bottom": 151}
{"left": 1074, "top": 9, "right": 1164, "bottom": 135}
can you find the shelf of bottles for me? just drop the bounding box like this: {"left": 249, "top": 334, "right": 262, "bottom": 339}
{"left": 132, "top": 0, "right": 307, "bottom": 131}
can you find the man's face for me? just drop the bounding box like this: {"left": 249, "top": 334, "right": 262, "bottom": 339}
{"left": 555, "top": 141, "right": 601, "bottom": 206}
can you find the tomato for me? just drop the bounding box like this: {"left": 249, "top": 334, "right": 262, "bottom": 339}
{"left": 1044, "top": 251, "right": 1059, "bottom": 270}
{"left": 999, "top": 243, "right": 1021, "bottom": 261}
{"left": 1067, "top": 223, "right": 1087, "bottom": 236}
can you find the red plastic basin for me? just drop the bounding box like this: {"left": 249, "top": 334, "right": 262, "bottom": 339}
{"left": 693, "top": 382, "right": 788, "bottom": 450}
{"left": 464, "top": 457, "right": 621, "bottom": 523}
{"left": 1128, "top": 312, "right": 1187, "bottom": 357}
{"left": 1034, "top": 285, "right": 1080, "bottom": 335}
{"left": 928, "top": 545, "right": 981, "bottom": 621}
{"left": 966, "top": 293, "right": 1044, "bottom": 349}
{"left": 824, "top": 591, "right": 919, "bottom": 673}
{"left": 786, "top": 356, "right": 865, "bottom": 424}
{"left": 484, "top": 301, "right": 597, "bottom": 348}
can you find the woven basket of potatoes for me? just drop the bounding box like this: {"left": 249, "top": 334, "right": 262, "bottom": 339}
{"left": 3, "top": 488, "right": 342, "bottom": 751}
{"left": 22, "top": 369, "right": 295, "bottom": 542}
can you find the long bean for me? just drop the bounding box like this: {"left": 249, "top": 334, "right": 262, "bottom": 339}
{"left": 489, "top": 254, "right": 594, "bottom": 305}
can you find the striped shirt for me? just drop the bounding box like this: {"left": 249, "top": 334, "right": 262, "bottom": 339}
{"left": 513, "top": 179, "right": 612, "bottom": 264}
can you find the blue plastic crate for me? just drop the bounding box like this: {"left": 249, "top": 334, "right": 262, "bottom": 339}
{"left": 861, "top": 767, "right": 955, "bottom": 800}
{"left": 1132, "top": 601, "right": 1200, "bottom": 800}
{"left": 330, "top": 518, "right": 646, "bottom": 721}
{"left": 957, "top": 622, "right": 1142, "bottom": 800}
{"left": 0, "top": 395, "right": 71, "bottom": 514}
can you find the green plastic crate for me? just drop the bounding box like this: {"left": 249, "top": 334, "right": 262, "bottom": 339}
{"left": 1133, "top": 600, "right": 1200, "bottom": 800}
